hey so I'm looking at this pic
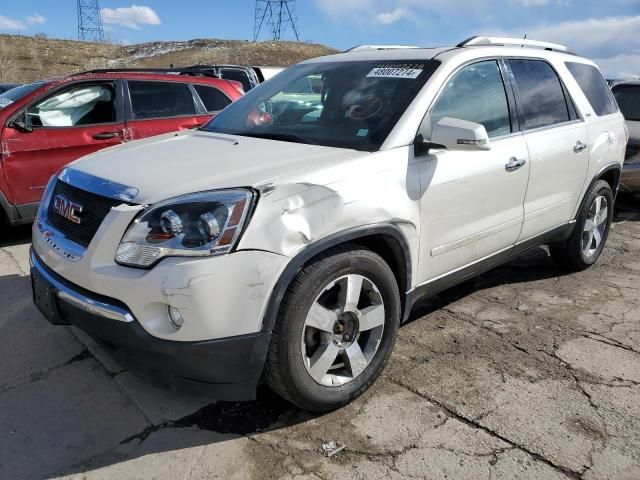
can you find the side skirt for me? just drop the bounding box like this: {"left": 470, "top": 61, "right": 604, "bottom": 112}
{"left": 403, "top": 222, "right": 575, "bottom": 322}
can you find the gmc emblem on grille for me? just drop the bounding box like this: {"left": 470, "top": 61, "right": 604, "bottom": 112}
{"left": 53, "top": 195, "right": 83, "bottom": 224}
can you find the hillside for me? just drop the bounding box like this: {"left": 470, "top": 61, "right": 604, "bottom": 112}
{"left": 0, "top": 35, "right": 338, "bottom": 83}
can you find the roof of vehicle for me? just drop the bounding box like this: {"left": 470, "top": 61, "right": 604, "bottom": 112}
{"left": 63, "top": 71, "right": 238, "bottom": 86}
{"left": 303, "top": 37, "right": 593, "bottom": 66}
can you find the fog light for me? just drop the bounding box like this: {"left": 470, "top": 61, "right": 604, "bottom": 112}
{"left": 168, "top": 306, "right": 184, "bottom": 329}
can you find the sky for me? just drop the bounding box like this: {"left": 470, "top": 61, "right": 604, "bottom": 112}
{"left": 1, "top": 0, "right": 639, "bottom": 77}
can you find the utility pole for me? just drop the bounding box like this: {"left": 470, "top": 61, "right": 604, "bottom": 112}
{"left": 77, "top": 0, "right": 106, "bottom": 43}
{"left": 254, "top": 1, "right": 300, "bottom": 41}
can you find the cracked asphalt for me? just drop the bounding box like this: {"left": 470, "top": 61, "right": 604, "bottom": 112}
{"left": 1, "top": 195, "right": 639, "bottom": 480}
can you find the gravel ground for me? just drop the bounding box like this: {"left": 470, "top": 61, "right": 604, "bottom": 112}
{"left": 0, "top": 195, "right": 638, "bottom": 480}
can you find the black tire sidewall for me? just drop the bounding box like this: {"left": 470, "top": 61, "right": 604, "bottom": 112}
{"left": 279, "top": 250, "right": 400, "bottom": 410}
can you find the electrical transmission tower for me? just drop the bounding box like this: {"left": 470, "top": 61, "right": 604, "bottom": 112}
{"left": 77, "top": 0, "right": 106, "bottom": 42}
{"left": 253, "top": 1, "right": 300, "bottom": 41}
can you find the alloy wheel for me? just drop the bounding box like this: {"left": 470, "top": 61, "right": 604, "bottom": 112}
{"left": 582, "top": 195, "right": 609, "bottom": 257}
{"left": 301, "top": 274, "right": 385, "bottom": 386}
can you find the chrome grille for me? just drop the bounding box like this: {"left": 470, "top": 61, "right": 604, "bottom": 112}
{"left": 46, "top": 180, "right": 130, "bottom": 247}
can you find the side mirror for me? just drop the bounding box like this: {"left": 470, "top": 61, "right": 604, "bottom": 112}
{"left": 9, "top": 113, "right": 33, "bottom": 133}
{"left": 415, "top": 117, "right": 490, "bottom": 155}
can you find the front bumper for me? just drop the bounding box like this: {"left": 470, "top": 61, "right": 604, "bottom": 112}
{"left": 30, "top": 249, "right": 271, "bottom": 400}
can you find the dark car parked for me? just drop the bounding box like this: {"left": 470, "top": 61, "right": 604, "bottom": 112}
{"left": 0, "top": 83, "right": 20, "bottom": 94}
{"left": 612, "top": 81, "right": 640, "bottom": 192}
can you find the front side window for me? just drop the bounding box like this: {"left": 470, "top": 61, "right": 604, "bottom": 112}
{"left": 193, "top": 85, "right": 232, "bottom": 112}
{"left": 429, "top": 60, "right": 511, "bottom": 138}
{"left": 128, "top": 81, "right": 196, "bottom": 120}
{"left": 612, "top": 85, "right": 640, "bottom": 122}
{"left": 202, "top": 60, "right": 440, "bottom": 151}
{"left": 26, "top": 84, "right": 115, "bottom": 127}
{"left": 509, "top": 60, "right": 570, "bottom": 130}
{"left": 566, "top": 62, "right": 618, "bottom": 117}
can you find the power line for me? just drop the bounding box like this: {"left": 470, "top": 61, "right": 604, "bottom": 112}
{"left": 254, "top": 1, "right": 300, "bottom": 41}
{"left": 77, "top": 0, "right": 105, "bottom": 43}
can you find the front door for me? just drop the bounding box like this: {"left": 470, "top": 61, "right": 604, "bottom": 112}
{"left": 2, "top": 81, "right": 124, "bottom": 206}
{"left": 415, "top": 60, "right": 530, "bottom": 284}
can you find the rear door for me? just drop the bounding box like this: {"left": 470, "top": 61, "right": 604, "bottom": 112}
{"left": 508, "top": 59, "right": 590, "bottom": 240}
{"left": 2, "top": 80, "right": 125, "bottom": 206}
{"left": 124, "top": 80, "right": 210, "bottom": 140}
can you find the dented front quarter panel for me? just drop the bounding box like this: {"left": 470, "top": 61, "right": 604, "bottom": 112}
{"left": 238, "top": 146, "right": 422, "bottom": 290}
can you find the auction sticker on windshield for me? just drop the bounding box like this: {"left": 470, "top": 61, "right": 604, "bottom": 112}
{"left": 0, "top": 98, "right": 13, "bottom": 109}
{"left": 367, "top": 64, "right": 424, "bottom": 79}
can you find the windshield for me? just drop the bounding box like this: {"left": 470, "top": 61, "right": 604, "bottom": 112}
{"left": 202, "top": 60, "right": 440, "bottom": 151}
{"left": 0, "top": 81, "right": 47, "bottom": 110}
{"left": 613, "top": 85, "right": 640, "bottom": 122}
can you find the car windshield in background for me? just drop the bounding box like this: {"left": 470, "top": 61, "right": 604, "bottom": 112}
{"left": 613, "top": 84, "right": 640, "bottom": 122}
{"left": 202, "top": 60, "right": 440, "bottom": 151}
{"left": 0, "top": 81, "right": 46, "bottom": 110}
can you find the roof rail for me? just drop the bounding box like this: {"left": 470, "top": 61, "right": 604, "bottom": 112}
{"left": 457, "top": 36, "right": 568, "bottom": 53}
{"left": 79, "top": 65, "right": 255, "bottom": 78}
{"left": 345, "top": 44, "right": 420, "bottom": 53}
{"left": 80, "top": 66, "right": 220, "bottom": 78}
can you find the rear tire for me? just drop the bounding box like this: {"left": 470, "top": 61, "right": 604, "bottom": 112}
{"left": 265, "top": 245, "right": 400, "bottom": 412}
{"left": 549, "top": 180, "right": 613, "bottom": 271}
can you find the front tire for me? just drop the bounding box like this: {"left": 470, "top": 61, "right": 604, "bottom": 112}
{"left": 265, "top": 245, "right": 400, "bottom": 412}
{"left": 550, "top": 180, "right": 613, "bottom": 271}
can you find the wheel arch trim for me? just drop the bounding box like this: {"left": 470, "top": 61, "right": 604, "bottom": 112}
{"left": 260, "top": 223, "right": 413, "bottom": 333}
{"left": 575, "top": 163, "right": 621, "bottom": 220}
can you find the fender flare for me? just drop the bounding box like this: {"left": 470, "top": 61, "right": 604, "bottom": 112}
{"left": 260, "top": 223, "right": 413, "bottom": 333}
{"left": 575, "top": 163, "right": 621, "bottom": 219}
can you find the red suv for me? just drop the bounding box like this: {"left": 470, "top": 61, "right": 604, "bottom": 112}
{"left": 0, "top": 71, "right": 244, "bottom": 226}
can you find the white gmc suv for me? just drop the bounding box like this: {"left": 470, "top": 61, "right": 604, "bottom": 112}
{"left": 31, "top": 37, "right": 626, "bottom": 411}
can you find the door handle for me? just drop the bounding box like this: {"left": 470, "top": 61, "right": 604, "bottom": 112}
{"left": 92, "top": 132, "right": 120, "bottom": 140}
{"left": 574, "top": 141, "right": 588, "bottom": 153}
{"left": 505, "top": 157, "right": 526, "bottom": 172}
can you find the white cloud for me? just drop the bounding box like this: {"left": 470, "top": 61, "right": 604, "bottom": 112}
{"left": 518, "top": 0, "right": 550, "bottom": 5}
{"left": 101, "top": 4, "right": 161, "bottom": 30}
{"left": 515, "top": 0, "right": 571, "bottom": 6}
{"left": 496, "top": 15, "right": 640, "bottom": 60}
{"left": 376, "top": 8, "right": 410, "bottom": 24}
{"left": 593, "top": 54, "right": 640, "bottom": 79}
{"left": 0, "top": 15, "right": 26, "bottom": 31}
{"left": 26, "top": 14, "right": 46, "bottom": 26}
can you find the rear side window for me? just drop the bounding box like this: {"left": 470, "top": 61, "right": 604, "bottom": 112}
{"left": 509, "top": 60, "right": 570, "bottom": 130}
{"left": 128, "top": 81, "right": 196, "bottom": 119}
{"left": 429, "top": 60, "right": 511, "bottom": 138}
{"left": 566, "top": 62, "right": 618, "bottom": 116}
{"left": 612, "top": 85, "right": 640, "bottom": 121}
{"left": 193, "top": 85, "right": 232, "bottom": 112}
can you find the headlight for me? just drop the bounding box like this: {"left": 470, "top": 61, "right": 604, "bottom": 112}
{"left": 115, "top": 189, "right": 255, "bottom": 268}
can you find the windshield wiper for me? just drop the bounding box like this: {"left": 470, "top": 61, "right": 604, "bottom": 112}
{"left": 233, "top": 132, "right": 318, "bottom": 145}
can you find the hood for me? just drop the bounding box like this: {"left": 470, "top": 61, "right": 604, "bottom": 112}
{"left": 67, "top": 130, "right": 368, "bottom": 204}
